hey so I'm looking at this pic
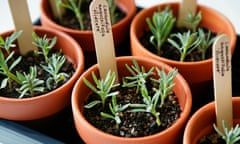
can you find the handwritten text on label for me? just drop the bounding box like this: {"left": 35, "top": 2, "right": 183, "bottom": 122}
{"left": 215, "top": 41, "right": 230, "bottom": 76}
{"left": 92, "top": 4, "right": 111, "bottom": 37}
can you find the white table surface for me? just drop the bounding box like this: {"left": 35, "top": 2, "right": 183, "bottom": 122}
{"left": 0, "top": 0, "right": 240, "bottom": 34}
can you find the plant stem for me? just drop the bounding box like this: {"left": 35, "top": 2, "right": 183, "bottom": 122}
{"left": 60, "top": 0, "right": 84, "bottom": 30}
{"left": 6, "top": 71, "right": 21, "bottom": 85}
{"left": 72, "top": 0, "right": 84, "bottom": 30}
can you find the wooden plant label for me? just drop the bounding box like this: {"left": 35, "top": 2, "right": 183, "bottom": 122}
{"left": 89, "top": 0, "right": 118, "bottom": 82}
{"left": 8, "top": 0, "right": 37, "bottom": 55}
{"left": 213, "top": 34, "right": 232, "bottom": 132}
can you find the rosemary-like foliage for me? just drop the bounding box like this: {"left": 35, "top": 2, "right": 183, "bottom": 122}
{"left": 122, "top": 58, "right": 155, "bottom": 93}
{"left": 151, "top": 67, "right": 178, "bottom": 107}
{"left": 214, "top": 121, "right": 240, "bottom": 144}
{"left": 84, "top": 71, "right": 120, "bottom": 109}
{"left": 180, "top": 11, "right": 202, "bottom": 32}
{"left": 32, "top": 32, "right": 57, "bottom": 63}
{"left": 60, "top": 0, "right": 85, "bottom": 30}
{"left": 106, "top": 0, "right": 118, "bottom": 24}
{"left": 58, "top": 0, "right": 118, "bottom": 30}
{"left": 197, "top": 28, "right": 216, "bottom": 60}
{"left": 41, "top": 53, "right": 69, "bottom": 90}
{"left": 101, "top": 95, "right": 130, "bottom": 128}
{"left": 129, "top": 67, "right": 178, "bottom": 126}
{"left": 167, "top": 30, "right": 201, "bottom": 61}
{"left": 0, "top": 30, "right": 22, "bottom": 54}
{"left": 129, "top": 83, "right": 162, "bottom": 126}
{"left": 146, "top": 6, "right": 176, "bottom": 56}
{"left": 0, "top": 31, "right": 22, "bottom": 90}
{"left": 0, "top": 51, "right": 22, "bottom": 89}
{"left": 83, "top": 59, "right": 178, "bottom": 127}
{"left": 0, "top": 30, "right": 70, "bottom": 98}
{"left": 16, "top": 66, "right": 44, "bottom": 98}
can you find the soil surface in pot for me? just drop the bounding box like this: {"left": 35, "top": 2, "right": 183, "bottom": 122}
{"left": 140, "top": 27, "right": 217, "bottom": 62}
{"left": 84, "top": 80, "right": 181, "bottom": 137}
{"left": 0, "top": 50, "right": 74, "bottom": 98}
{"left": 53, "top": 1, "right": 126, "bottom": 30}
{"left": 198, "top": 132, "right": 240, "bottom": 144}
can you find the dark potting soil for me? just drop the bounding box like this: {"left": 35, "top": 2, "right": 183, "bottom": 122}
{"left": 83, "top": 80, "right": 181, "bottom": 137}
{"left": 198, "top": 132, "right": 240, "bottom": 144}
{"left": 54, "top": 1, "right": 126, "bottom": 30}
{"left": 0, "top": 51, "right": 75, "bottom": 98}
{"left": 140, "top": 27, "right": 217, "bottom": 62}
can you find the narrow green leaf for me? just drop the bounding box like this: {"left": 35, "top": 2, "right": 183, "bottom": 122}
{"left": 84, "top": 100, "right": 101, "bottom": 109}
{"left": 100, "top": 112, "right": 115, "bottom": 120}
{"left": 0, "top": 78, "right": 8, "bottom": 89}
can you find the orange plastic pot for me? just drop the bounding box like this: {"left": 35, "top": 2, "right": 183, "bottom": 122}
{"left": 0, "top": 26, "right": 85, "bottom": 121}
{"left": 130, "top": 2, "right": 236, "bottom": 84}
{"left": 72, "top": 56, "right": 192, "bottom": 144}
{"left": 183, "top": 97, "right": 240, "bottom": 144}
{"left": 40, "top": 0, "right": 136, "bottom": 52}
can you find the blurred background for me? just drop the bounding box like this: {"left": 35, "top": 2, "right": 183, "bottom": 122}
{"left": 0, "top": 0, "right": 239, "bottom": 34}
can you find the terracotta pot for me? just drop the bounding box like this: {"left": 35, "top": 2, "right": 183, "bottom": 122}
{"left": 40, "top": 0, "right": 136, "bottom": 52}
{"left": 130, "top": 2, "right": 236, "bottom": 110}
{"left": 72, "top": 56, "right": 192, "bottom": 144}
{"left": 130, "top": 2, "right": 236, "bottom": 84}
{"left": 0, "top": 26, "right": 85, "bottom": 121}
{"left": 183, "top": 97, "right": 240, "bottom": 144}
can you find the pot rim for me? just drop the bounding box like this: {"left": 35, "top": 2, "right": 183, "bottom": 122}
{"left": 0, "top": 26, "right": 85, "bottom": 102}
{"left": 40, "top": 0, "right": 136, "bottom": 34}
{"left": 72, "top": 56, "right": 192, "bottom": 142}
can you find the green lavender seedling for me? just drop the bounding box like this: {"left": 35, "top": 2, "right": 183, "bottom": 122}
{"left": 197, "top": 28, "right": 216, "bottom": 60}
{"left": 214, "top": 121, "right": 240, "bottom": 144}
{"left": 84, "top": 59, "right": 178, "bottom": 127}
{"left": 167, "top": 30, "right": 201, "bottom": 62}
{"left": 55, "top": 0, "right": 64, "bottom": 23}
{"left": 0, "top": 30, "right": 23, "bottom": 54}
{"left": 84, "top": 71, "right": 119, "bottom": 109}
{"left": 129, "top": 67, "right": 178, "bottom": 126}
{"left": 122, "top": 59, "right": 161, "bottom": 126}
{"left": 60, "top": 0, "right": 85, "bottom": 30}
{"left": 151, "top": 67, "right": 178, "bottom": 107}
{"left": 129, "top": 84, "right": 162, "bottom": 126}
{"left": 100, "top": 95, "right": 130, "bottom": 128}
{"left": 16, "top": 66, "right": 44, "bottom": 98}
{"left": 41, "top": 53, "right": 69, "bottom": 90}
{"left": 0, "top": 51, "right": 22, "bottom": 89}
{"left": 146, "top": 6, "right": 176, "bottom": 56}
{"left": 59, "top": 0, "right": 118, "bottom": 30}
{"left": 0, "top": 31, "right": 23, "bottom": 90}
{"left": 180, "top": 11, "right": 202, "bottom": 32}
{"left": 106, "top": 0, "right": 118, "bottom": 24}
{"left": 122, "top": 59, "right": 154, "bottom": 93}
{"left": 0, "top": 30, "right": 71, "bottom": 98}
{"left": 32, "top": 32, "right": 57, "bottom": 63}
